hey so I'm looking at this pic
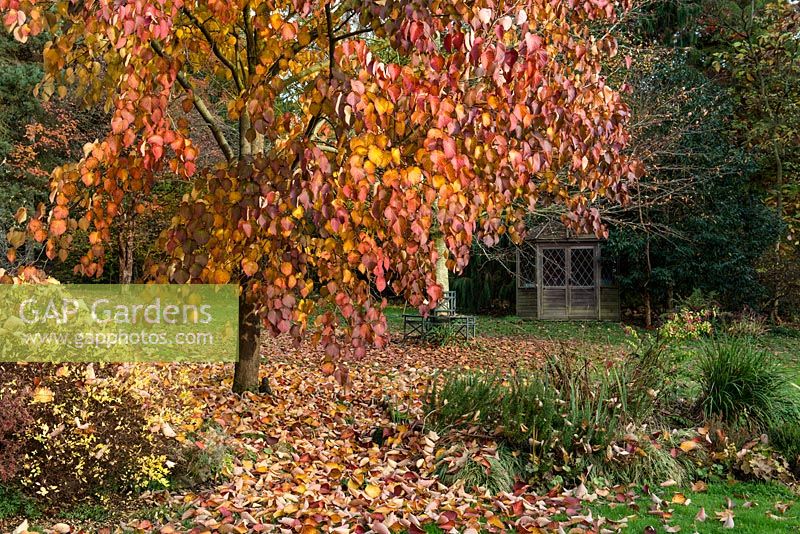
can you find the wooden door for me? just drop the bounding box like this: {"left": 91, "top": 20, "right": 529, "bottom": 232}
{"left": 567, "top": 246, "right": 597, "bottom": 319}
{"left": 538, "top": 246, "right": 568, "bottom": 319}
{"left": 538, "top": 244, "right": 598, "bottom": 319}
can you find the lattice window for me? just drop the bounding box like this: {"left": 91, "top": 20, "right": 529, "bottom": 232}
{"left": 570, "top": 248, "right": 595, "bottom": 287}
{"left": 542, "top": 248, "right": 566, "bottom": 287}
{"left": 518, "top": 245, "right": 537, "bottom": 288}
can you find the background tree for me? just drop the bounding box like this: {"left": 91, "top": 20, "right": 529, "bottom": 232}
{"left": 603, "top": 49, "right": 781, "bottom": 325}
{"left": 704, "top": 0, "right": 800, "bottom": 319}
{"left": 1, "top": 0, "right": 639, "bottom": 391}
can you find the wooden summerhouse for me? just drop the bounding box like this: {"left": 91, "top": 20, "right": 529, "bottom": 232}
{"left": 516, "top": 222, "right": 620, "bottom": 320}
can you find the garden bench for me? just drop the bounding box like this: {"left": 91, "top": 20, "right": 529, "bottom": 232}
{"left": 402, "top": 291, "right": 476, "bottom": 341}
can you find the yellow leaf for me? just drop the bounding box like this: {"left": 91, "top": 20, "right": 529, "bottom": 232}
{"left": 487, "top": 516, "right": 505, "bottom": 529}
{"left": 375, "top": 97, "right": 392, "bottom": 115}
{"left": 407, "top": 167, "right": 423, "bottom": 185}
{"left": 672, "top": 492, "right": 687, "bottom": 504}
{"left": 32, "top": 386, "right": 54, "bottom": 404}
{"left": 364, "top": 484, "right": 381, "bottom": 499}
{"left": 368, "top": 146, "right": 387, "bottom": 168}
{"left": 679, "top": 440, "right": 700, "bottom": 452}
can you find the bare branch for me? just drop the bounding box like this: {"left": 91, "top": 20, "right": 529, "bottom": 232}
{"left": 152, "top": 41, "right": 235, "bottom": 162}
{"left": 183, "top": 9, "right": 243, "bottom": 92}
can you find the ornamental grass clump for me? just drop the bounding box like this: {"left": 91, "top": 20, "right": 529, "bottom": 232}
{"left": 425, "top": 343, "right": 670, "bottom": 486}
{"left": 696, "top": 339, "right": 800, "bottom": 432}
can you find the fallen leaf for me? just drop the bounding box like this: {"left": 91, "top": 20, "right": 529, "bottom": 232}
{"left": 31, "top": 386, "right": 54, "bottom": 404}
{"left": 364, "top": 484, "right": 381, "bottom": 499}
{"left": 690, "top": 480, "right": 708, "bottom": 493}
{"left": 671, "top": 493, "right": 686, "bottom": 505}
{"left": 716, "top": 509, "right": 735, "bottom": 529}
{"left": 695, "top": 507, "right": 707, "bottom": 522}
{"left": 679, "top": 440, "right": 700, "bottom": 452}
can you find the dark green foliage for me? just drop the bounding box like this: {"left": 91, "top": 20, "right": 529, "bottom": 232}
{"left": 623, "top": 0, "right": 704, "bottom": 46}
{"left": 497, "top": 374, "right": 557, "bottom": 453}
{"left": 606, "top": 51, "right": 782, "bottom": 315}
{"left": 595, "top": 437, "right": 689, "bottom": 487}
{"left": 0, "top": 33, "right": 48, "bottom": 265}
{"left": 769, "top": 422, "right": 800, "bottom": 477}
{"left": 425, "top": 343, "right": 668, "bottom": 483}
{"left": 60, "top": 503, "right": 110, "bottom": 522}
{"left": 696, "top": 339, "right": 800, "bottom": 431}
{"left": 426, "top": 370, "right": 503, "bottom": 431}
{"left": 451, "top": 241, "right": 516, "bottom": 315}
{"left": 0, "top": 485, "right": 39, "bottom": 520}
{"left": 434, "top": 446, "right": 523, "bottom": 493}
{"left": 0, "top": 32, "right": 43, "bottom": 149}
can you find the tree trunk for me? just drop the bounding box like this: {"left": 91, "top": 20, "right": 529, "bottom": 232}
{"left": 233, "top": 297, "right": 261, "bottom": 393}
{"left": 231, "top": 107, "right": 265, "bottom": 393}
{"left": 435, "top": 235, "right": 449, "bottom": 294}
{"left": 118, "top": 218, "right": 135, "bottom": 283}
{"left": 643, "top": 289, "right": 652, "bottom": 329}
{"left": 666, "top": 284, "right": 674, "bottom": 312}
{"left": 434, "top": 235, "right": 451, "bottom": 314}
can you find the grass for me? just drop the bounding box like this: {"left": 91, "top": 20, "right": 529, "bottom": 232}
{"left": 588, "top": 481, "right": 800, "bottom": 533}
{"left": 696, "top": 339, "right": 800, "bottom": 430}
{"left": 384, "top": 304, "right": 632, "bottom": 344}
{"left": 386, "top": 304, "right": 800, "bottom": 383}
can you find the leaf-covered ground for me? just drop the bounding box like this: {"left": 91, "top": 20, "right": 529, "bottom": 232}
{"left": 5, "top": 335, "right": 623, "bottom": 534}
{"left": 141, "top": 336, "right": 620, "bottom": 534}
{"left": 6, "top": 329, "right": 800, "bottom": 534}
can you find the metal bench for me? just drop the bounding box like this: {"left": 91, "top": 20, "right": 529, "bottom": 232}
{"left": 402, "top": 291, "right": 476, "bottom": 341}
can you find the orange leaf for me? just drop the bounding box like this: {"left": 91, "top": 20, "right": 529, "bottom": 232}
{"left": 50, "top": 219, "right": 67, "bottom": 237}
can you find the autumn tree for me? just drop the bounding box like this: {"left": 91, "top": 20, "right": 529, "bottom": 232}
{"left": 1, "top": 0, "right": 640, "bottom": 391}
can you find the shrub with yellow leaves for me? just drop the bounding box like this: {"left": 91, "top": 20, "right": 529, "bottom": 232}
{"left": 0, "top": 268, "right": 181, "bottom": 503}
{"left": 1, "top": 363, "right": 173, "bottom": 502}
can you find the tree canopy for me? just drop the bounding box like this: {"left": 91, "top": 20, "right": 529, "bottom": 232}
{"left": 1, "top": 0, "right": 640, "bottom": 388}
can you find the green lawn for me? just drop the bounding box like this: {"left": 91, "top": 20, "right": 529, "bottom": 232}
{"left": 384, "top": 305, "right": 631, "bottom": 344}
{"left": 588, "top": 481, "right": 799, "bottom": 533}
{"left": 385, "top": 305, "right": 800, "bottom": 379}
{"left": 415, "top": 481, "right": 799, "bottom": 533}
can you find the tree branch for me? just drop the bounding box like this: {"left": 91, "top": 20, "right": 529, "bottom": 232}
{"left": 334, "top": 27, "right": 371, "bottom": 42}
{"left": 325, "top": 3, "right": 335, "bottom": 76}
{"left": 243, "top": 1, "right": 257, "bottom": 75}
{"left": 183, "top": 8, "right": 243, "bottom": 92}
{"left": 151, "top": 41, "right": 235, "bottom": 162}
